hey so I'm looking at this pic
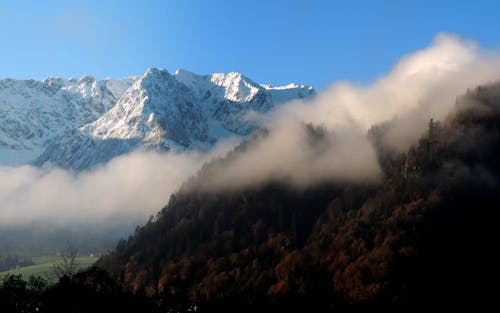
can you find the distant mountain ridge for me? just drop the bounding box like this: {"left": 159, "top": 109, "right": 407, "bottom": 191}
{"left": 0, "top": 68, "right": 314, "bottom": 169}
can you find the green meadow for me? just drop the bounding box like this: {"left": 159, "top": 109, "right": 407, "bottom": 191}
{"left": 0, "top": 256, "right": 98, "bottom": 283}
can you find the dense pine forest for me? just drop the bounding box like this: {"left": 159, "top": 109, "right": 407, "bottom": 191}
{"left": 2, "top": 82, "right": 500, "bottom": 312}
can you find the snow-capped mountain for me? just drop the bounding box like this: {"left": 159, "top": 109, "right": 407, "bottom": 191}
{"left": 174, "top": 69, "right": 312, "bottom": 137}
{"left": 0, "top": 75, "right": 136, "bottom": 165}
{"left": 0, "top": 68, "right": 314, "bottom": 170}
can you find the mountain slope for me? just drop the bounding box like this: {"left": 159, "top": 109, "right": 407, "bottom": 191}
{"left": 0, "top": 68, "right": 313, "bottom": 170}
{"left": 0, "top": 76, "right": 135, "bottom": 165}
{"left": 84, "top": 68, "right": 209, "bottom": 148}
{"left": 174, "top": 69, "right": 313, "bottom": 137}
{"left": 98, "top": 82, "right": 500, "bottom": 312}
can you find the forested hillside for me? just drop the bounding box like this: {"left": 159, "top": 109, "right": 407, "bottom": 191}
{"left": 96, "top": 82, "right": 500, "bottom": 312}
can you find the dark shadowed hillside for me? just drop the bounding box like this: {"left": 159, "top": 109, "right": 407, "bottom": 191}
{"left": 95, "top": 82, "right": 500, "bottom": 312}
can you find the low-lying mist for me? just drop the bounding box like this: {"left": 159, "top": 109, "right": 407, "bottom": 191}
{"left": 1, "top": 33, "right": 499, "bottom": 240}
{"left": 0, "top": 139, "right": 239, "bottom": 227}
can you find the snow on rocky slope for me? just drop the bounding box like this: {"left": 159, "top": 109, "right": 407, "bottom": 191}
{"left": 0, "top": 68, "right": 314, "bottom": 170}
{"left": 0, "top": 75, "right": 136, "bottom": 165}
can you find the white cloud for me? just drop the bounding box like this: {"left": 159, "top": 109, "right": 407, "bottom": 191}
{"left": 197, "top": 33, "right": 500, "bottom": 189}
{"left": 0, "top": 138, "right": 238, "bottom": 226}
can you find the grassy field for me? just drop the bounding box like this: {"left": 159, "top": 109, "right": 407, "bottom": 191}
{"left": 0, "top": 256, "right": 98, "bottom": 282}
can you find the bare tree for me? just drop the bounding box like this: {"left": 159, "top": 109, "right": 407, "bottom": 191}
{"left": 53, "top": 242, "right": 78, "bottom": 279}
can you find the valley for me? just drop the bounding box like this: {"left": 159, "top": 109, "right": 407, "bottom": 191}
{"left": 1, "top": 255, "right": 98, "bottom": 284}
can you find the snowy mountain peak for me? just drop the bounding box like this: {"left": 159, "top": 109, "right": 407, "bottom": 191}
{"left": 139, "top": 68, "right": 185, "bottom": 95}
{"left": 262, "top": 82, "right": 312, "bottom": 91}
{"left": 143, "top": 67, "right": 170, "bottom": 80}
{"left": 209, "top": 71, "right": 261, "bottom": 103}
{"left": 0, "top": 75, "right": 135, "bottom": 165}
{"left": 42, "top": 77, "right": 67, "bottom": 90}
{"left": 79, "top": 75, "right": 96, "bottom": 83}
{"left": 0, "top": 68, "right": 314, "bottom": 169}
{"left": 82, "top": 67, "right": 206, "bottom": 148}
{"left": 173, "top": 69, "right": 315, "bottom": 106}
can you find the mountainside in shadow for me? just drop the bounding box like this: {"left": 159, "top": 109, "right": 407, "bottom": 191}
{"left": 95, "top": 82, "right": 500, "bottom": 312}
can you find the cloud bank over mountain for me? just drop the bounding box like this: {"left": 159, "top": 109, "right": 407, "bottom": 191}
{"left": 201, "top": 33, "right": 500, "bottom": 189}
{"left": 1, "top": 33, "right": 499, "bottom": 227}
{"left": 0, "top": 138, "right": 238, "bottom": 226}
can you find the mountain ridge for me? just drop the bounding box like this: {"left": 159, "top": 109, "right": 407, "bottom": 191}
{"left": 0, "top": 68, "right": 314, "bottom": 169}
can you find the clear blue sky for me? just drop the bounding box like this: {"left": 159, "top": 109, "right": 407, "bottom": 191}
{"left": 0, "top": 0, "right": 499, "bottom": 90}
